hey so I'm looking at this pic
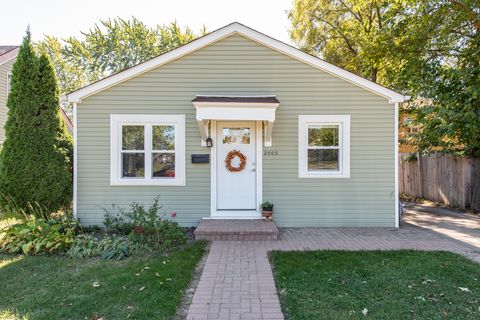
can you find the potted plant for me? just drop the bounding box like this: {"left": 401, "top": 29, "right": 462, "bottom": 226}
{"left": 260, "top": 201, "right": 274, "bottom": 220}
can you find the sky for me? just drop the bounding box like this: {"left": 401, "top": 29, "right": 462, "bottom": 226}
{"left": 1, "top": 0, "right": 294, "bottom": 45}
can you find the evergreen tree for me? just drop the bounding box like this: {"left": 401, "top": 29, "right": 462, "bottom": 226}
{"left": 0, "top": 29, "right": 73, "bottom": 214}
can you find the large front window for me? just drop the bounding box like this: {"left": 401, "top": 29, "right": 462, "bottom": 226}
{"left": 299, "top": 115, "right": 350, "bottom": 178}
{"left": 111, "top": 115, "right": 185, "bottom": 186}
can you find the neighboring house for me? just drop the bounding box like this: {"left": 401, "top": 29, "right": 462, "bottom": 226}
{"left": 0, "top": 45, "right": 73, "bottom": 145}
{"left": 60, "top": 107, "right": 73, "bottom": 136}
{"left": 66, "top": 23, "right": 409, "bottom": 228}
{"left": 0, "top": 46, "right": 19, "bottom": 145}
{"left": 399, "top": 111, "right": 419, "bottom": 153}
{"left": 398, "top": 98, "right": 432, "bottom": 153}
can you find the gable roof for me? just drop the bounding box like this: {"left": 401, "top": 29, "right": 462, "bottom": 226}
{"left": 0, "top": 46, "right": 19, "bottom": 65}
{"left": 65, "top": 22, "right": 409, "bottom": 104}
{"left": 0, "top": 46, "right": 18, "bottom": 55}
{"left": 60, "top": 107, "right": 73, "bottom": 135}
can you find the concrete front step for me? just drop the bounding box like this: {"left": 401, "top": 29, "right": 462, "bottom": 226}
{"left": 194, "top": 219, "right": 279, "bottom": 241}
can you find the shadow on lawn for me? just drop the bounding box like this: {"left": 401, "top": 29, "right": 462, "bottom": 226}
{"left": 0, "top": 241, "right": 206, "bottom": 320}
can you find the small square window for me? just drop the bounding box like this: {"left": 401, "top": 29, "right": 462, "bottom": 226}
{"left": 153, "top": 125, "right": 175, "bottom": 150}
{"left": 152, "top": 153, "right": 175, "bottom": 178}
{"left": 299, "top": 115, "right": 350, "bottom": 178}
{"left": 222, "top": 127, "right": 250, "bottom": 144}
{"left": 110, "top": 115, "right": 185, "bottom": 186}
{"left": 122, "top": 153, "right": 145, "bottom": 178}
{"left": 122, "top": 126, "right": 144, "bottom": 150}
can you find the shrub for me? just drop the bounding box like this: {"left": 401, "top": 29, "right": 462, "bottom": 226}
{"left": 68, "top": 234, "right": 147, "bottom": 260}
{"left": 0, "top": 216, "right": 75, "bottom": 254}
{"left": 0, "top": 30, "right": 72, "bottom": 215}
{"left": 67, "top": 234, "right": 100, "bottom": 258}
{"left": 104, "top": 198, "right": 187, "bottom": 253}
{"left": 98, "top": 235, "right": 130, "bottom": 260}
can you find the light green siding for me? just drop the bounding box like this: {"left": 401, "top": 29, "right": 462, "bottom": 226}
{"left": 77, "top": 34, "right": 395, "bottom": 227}
{"left": 0, "top": 58, "right": 14, "bottom": 144}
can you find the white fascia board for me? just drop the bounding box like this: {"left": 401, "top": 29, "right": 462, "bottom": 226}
{"left": 194, "top": 102, "right": 279, "bottom": 122}
{"left": 66, "top": 22, "right": 409, "bottom": 104}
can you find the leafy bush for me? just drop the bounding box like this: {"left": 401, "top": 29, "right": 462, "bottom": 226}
{"left": 98, "top": 235, "right": 130, "bottom": 260}
{"left": 0, "top": 216, "right": 75, "bottom": 254}
{"left": 67, "top": 234, "right": 100, "bottom": 258}
{"left": 104, "top": 198, "right": 164, "bottom": 231}
{"left": 104, "top": 198, "right": 187, "bottom": 253}
{"left": 68, "top": 234, "right": 147, "bottom": 260}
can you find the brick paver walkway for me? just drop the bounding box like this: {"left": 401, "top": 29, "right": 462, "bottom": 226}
{"left": 187, "top": 221, "right": 479, "bottom": 320}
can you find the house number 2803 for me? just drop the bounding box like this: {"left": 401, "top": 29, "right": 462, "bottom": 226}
{"left": 264, "top": 150, "right": 278, "bottom": 156}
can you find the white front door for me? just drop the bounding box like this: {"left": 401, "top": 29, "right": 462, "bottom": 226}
{"left": 217, "top": 121, "right": 257, "bottom": 210}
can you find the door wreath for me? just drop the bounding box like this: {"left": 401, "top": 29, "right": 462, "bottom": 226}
{"left": 225, "top": 150, "right": 247, "bottom": 172}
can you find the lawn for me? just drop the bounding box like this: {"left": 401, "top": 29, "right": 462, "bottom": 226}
{"left": 0, "top": 241, "right": 206, "bottom": 320}
{"left": 271, "top": 250, "right": 480, "bottom": 320}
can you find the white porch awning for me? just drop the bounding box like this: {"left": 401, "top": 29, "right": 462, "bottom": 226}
{"left": 192, "top": 95, "right": 280, "bottom": 147}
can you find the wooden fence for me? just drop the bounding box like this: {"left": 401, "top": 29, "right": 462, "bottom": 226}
{"left": 399, "top": 153, "right": 480, "bottom": 212}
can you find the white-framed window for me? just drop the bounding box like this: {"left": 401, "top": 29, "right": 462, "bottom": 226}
{"left": 110, "top": 114, "right": 185, "bottom": 186}
{"left": 6, "top": 73, "right": 12, "bottom": 94}
{"left": 298, "top": 115, "right": 350, "bottom": 178}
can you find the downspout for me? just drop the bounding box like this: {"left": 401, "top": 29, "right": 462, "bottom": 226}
{"left": 394, "top": 102, "right": 399, "bottom": 228}
{"left": 72, "top": 102, "right": 78, "bottom": 219}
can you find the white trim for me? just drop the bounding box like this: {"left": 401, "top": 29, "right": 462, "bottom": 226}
{"left": 193, "top": 99, "right": 278, "bottom": 147}
{"left": 394, "top": 103, "right": 400, "bottom": 228}
{"left": 256, "top": 120, "right": 263, "bottom": 213}
{"left": 210, "top": 211, "right": 263, "bottom": 219}
{"left": 109, "top": 114, "right": 185, "bottom": 186}
{"left": 264, "top": 121, "right": 274, "bottom": 147}
{"left": 72, "top": 103, "right": 78, "bottom": 219}
{"left": 298, "top": 115, "right": 351, "bottom": 179}
{"left": 194, "top": 102, "right": 279, "bottom": 122}
{"left": 210, "top": 120, "right": 217, "bottom": 214}
{"left": 209, "top": 120, "right": 262, "bottom": 218}
{"left": 65, "top": 23, "right": 409, "bottom": 104}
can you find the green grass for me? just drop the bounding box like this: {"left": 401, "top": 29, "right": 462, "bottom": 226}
{"left": 271, "top": 250, "right": 480, "bottom": 320}
{"left": 0, "top": 241, "right": 206, "bottom": 320}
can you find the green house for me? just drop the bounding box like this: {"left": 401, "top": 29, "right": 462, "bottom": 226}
{"left": 65, "top": 23, "right": 408, "bottom": 228}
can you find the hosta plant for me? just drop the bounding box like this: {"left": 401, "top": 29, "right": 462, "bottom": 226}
{"left": 0, "top": 217, "right": 75, "bottom": 254}
{"left": 68, "top": 233, "right": 147, "bottom": 260}
{"left": 67, "top": 234, "right": 101, "bottom": 258}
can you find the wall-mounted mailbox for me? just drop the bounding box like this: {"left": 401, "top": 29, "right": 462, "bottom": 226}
{"left": 191, "top": 154, "right": 210, "bottom": 164}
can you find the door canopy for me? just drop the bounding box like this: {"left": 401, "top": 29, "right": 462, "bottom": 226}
{"left": 192, "top": 95, "right": 280, "bottom": 147}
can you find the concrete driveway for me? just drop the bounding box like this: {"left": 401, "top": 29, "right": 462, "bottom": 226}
{"left": 402, "top": 202, "right": 480, "bottom": 258}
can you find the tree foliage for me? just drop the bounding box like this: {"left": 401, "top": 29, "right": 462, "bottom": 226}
{"left": 0, "top": 30, "right": 73, "bottom": 214}
{"left": 289, "top": 0, "right": 480, "bottom": 157}
{"left": 37, "top": 17, "right": 206, "bottom": 101}
{"left": 409, "top": 1, "right": 480, "bottom": 157}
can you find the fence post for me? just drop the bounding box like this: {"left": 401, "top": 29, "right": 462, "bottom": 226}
{"left": 471, "top": 158, "right": 480, "bottom": 212}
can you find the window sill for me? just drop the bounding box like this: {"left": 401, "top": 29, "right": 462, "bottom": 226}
{"left": 110, "top": 178, "right": 185, "bottom": 186}
{"left": 298, "top": 172, "right": 350, "bottom": 179}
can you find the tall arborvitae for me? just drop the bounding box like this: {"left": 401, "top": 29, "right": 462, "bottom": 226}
{"left": 0, "top": 29, "right": 73, "bottom": 214}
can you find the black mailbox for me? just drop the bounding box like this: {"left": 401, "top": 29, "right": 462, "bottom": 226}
{"left": 191, "top": 154, "right": 210, "bottom": 164}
